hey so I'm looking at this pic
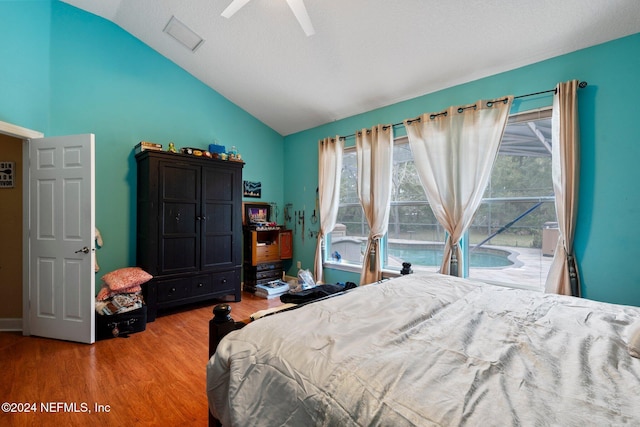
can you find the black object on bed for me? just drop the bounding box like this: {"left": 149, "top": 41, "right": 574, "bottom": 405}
{"left": 280, "top": 282, "right": 357, "bottom": 304}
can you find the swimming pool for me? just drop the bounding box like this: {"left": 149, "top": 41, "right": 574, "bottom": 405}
{"left": 388, "top": 243, "right": 515, "bottom": 268}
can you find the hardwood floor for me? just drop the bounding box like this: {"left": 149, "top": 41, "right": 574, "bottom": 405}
{"left": 0, "top": 292, "right": 280, "bottom": 427}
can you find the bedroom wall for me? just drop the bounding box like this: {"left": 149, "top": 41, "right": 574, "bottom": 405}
{"left": 283, "top": 32, "right": 640, "bottom": 307}
{"left": 0, "top": 0, "right": 51, "bottom": 131}
{"left": 0, "top": 1, "right": 285, "bottom": 316}
{"left": 46, "top": 3, "right": 285, "bottom": 278}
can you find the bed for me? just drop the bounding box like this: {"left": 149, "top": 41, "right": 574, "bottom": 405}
{"left": 206, "top": 272, "right": 640, "bottom": 426}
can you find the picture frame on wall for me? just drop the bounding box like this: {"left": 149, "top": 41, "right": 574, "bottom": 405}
{"left": 243, "top": 180, "right": 261, "bottom": 198}
{"left": 0, "top": 161, "right": 15, "bottom": 188}
{"left": 242, "top": 202, "right": 271, "bottom": 226}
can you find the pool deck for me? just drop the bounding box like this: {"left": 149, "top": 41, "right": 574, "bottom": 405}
{"left": 468, "top": 246, "right": 553, "bottom": 291}
{"left": 333, "top": 235, "right": 554, "bottom": 291}
{"left": 389, "top": 242, "right": 553, "bottom": 292}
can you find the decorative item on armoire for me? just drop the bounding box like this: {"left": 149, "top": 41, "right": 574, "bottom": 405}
{"left": 134, "top": 141, "right": 162, "bottom": 154}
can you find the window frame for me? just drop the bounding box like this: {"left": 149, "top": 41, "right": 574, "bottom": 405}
{"left": 324, "top": 107, "right": 555, "bottom": 289}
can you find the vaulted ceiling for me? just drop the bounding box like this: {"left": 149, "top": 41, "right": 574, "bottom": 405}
{"left": 61, "top": 0, "right": 640, "bottom": 136}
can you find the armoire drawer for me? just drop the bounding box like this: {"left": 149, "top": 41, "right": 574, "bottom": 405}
{"left": 156, "top": 278, "right": 189, "bottom": 302}
{"left": 191, "top": 274, "right": 213, "bottom": 297}
{"left": 211, "top": 270, "right": 238, "bottom": 293}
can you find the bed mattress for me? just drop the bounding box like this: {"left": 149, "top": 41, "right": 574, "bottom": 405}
{"left": 207, "top": 273, "right": 640, "bottom": 426}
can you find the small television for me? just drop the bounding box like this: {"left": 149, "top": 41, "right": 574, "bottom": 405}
{"left": 243, "top": 202, "right": 272, "bottom": 226}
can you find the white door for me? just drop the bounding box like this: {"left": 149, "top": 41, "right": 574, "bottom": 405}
{"left": 28, "top": 134, "right": 95, "bottom": 344}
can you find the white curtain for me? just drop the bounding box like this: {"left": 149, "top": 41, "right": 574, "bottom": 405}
{"left": 356, "top": 124, "right": 393, "bottom": 284}
{"left": 314, "top": 136, "right": 344, "bottom": 284}
{"left": 404, "top": 97, "right": 513, "bottom": 276}
{"left": 545, "top": 80, "right": 581, "bottom": 296}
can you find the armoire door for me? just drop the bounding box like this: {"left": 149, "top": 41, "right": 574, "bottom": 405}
{"left": 201, "top": 165, "right": 241, "bottom": 271}
{"left": 158, "top": 161, "right": 201, "bottom": 274}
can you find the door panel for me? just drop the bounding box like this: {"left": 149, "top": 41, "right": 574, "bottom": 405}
{"left": 161, "top": 163, "right": 198, "bottom": 199}
{"left": 204, "top": 168, "right": 233, "bottom": 201}
{"left": 158, "top": 162, "right": 200, "bottom": 274}
{"left": 29, "top": 134, "right": 95, "bottom": 344}
{"left": 64, "top": 178, "right": 83, "bottom": 239}
{"left": 36, "top": 257, "right": 55, "bottom": 317}
{"left": 202, "top": 166, "right": 241, "bottom": 270}
{"left": 204, "top": 234, "right": 233, "bottom": 269}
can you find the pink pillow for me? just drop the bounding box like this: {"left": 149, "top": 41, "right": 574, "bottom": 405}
{"left": 102, "top": 267, "right": 152, "bottom": 291}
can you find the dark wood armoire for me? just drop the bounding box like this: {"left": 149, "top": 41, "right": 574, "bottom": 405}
{"left": 135, "top": 150, "right": 243, "bottom": 321}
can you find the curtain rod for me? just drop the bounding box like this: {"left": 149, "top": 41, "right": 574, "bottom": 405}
{"left": 336, "top": 81, "right": 587, "bottom": 140}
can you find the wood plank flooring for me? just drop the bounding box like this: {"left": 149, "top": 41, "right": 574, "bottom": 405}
{"left": 0, "top": 292, "right": 280, "bottom": 427}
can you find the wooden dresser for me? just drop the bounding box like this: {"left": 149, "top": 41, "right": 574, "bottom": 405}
{"left": 243, "top": 227, "right": 281, "bottom": 293}
{"left": 135, "top": 150, "right": 244, "bottom": 321}
{"left": 243, "top": 226, "right": 292, "bottom": 292}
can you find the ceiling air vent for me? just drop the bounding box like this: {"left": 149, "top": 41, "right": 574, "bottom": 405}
{"left": 163, "top": 16, "right": 204, "bottom": 52}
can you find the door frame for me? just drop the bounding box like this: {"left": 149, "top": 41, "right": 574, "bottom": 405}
{"left": 0, "top": 120, "right": 44, "bottom": 335}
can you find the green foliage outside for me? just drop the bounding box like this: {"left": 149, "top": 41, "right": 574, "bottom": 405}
{"left": 335, "top": 126, "right": 557, "bottom": 250}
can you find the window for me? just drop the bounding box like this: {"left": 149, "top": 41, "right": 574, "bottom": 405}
{"left": 327, "top": 108, "right": 555, "bottom": 291}
{"left": 467, "top": 109, "right": 555, "bottom": 290}
{"left": 328, "top": 149, "right": 369, "bottom": 266}
{"left": 385, "top": 141, "right": 441, "bottom": 273}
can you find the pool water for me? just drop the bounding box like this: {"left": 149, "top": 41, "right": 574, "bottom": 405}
{"left": 388, "top": 245, "right": 513, "bottom": 268}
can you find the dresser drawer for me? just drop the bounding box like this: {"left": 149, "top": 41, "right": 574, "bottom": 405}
{"left": 256, "top": 269, "right": 281, "bottom": 280}
{"left": 156, "top": 277, "right": 189, "bottom": 302}
{"left": 191, "top": 274, "right": 213, "bottom": 297}
{"left": 146, "top": 269, "right": 241, "bottom": 317}
{"left": 255, "top": 261, "right": 282, "bottom": 272}
{"left": 255, "top": 243, "right": 280, "bottom": 263}
{"left": 211, "top": 270, "right": 238, "bottom": 293}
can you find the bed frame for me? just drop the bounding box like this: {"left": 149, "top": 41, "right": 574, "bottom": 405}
{"left": 208, "top": 303, "right": 245, "bottom": 427}
{"left": 208, "top": 304, "right": 245, "bottom": 359}
{"left": 207, "top": 299, "right": 344, "bottom": 426}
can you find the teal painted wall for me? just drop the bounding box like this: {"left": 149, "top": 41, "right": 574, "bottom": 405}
{"left": 0, "top": 0, "right": 51, "bottom": 131}
{"left": 2, "top": 0, "right": 639, "bottom": 307}
{"left": 284, "top": 32, "right": 640, "bottom": 307}
{"left": 0, "top": 1, "right": 284, "bottom": 287}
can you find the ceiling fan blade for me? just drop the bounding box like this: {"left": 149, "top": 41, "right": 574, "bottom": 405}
{"left": 221, "top": 0, "right": 252, "bottom": 18}
{"left": 285, "top": 0, "right": 315, "bottom": 36}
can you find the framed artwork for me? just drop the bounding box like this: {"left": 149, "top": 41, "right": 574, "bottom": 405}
{"left": 243, "top": 180, "right": 262, "bottom": 198}
{"left": 0, "top": 161, "right": 15, "bottom": 188}
{"left": 242, "top": 202, "right": 271, "bottom": 225}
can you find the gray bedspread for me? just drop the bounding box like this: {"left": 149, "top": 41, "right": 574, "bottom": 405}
{"left": 207, "top": 273, "right": 640, "bottom": 426}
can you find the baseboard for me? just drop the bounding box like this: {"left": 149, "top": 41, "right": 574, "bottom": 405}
{"left": 0, "top": 318, "right": 22, "bottom": 332}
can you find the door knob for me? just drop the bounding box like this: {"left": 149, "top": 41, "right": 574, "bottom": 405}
{"left": 75, "top": 246, "right": 90, "bottom": 254}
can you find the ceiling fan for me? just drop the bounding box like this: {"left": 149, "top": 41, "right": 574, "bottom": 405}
{"left": 221, "top": 0, "right": 315, "bottom": 36}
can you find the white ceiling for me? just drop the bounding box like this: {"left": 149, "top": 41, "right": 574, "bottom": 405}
{"left": 61, "top": 0, "right": 640, "bottom": 136}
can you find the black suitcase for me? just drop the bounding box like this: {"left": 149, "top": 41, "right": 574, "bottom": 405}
{"left": 96, "top": 305, "right": 147, "bottom": 340}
